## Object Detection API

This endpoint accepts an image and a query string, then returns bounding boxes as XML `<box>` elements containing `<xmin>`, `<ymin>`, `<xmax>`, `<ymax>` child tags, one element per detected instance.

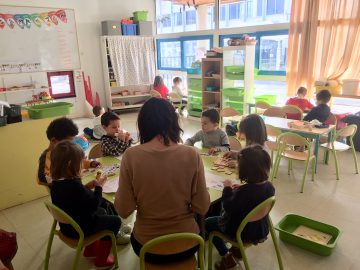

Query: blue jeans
<box><xmin>205</xmin><ymin>216</ymin><xmax>228</xmax><ymax>256</ymax></box>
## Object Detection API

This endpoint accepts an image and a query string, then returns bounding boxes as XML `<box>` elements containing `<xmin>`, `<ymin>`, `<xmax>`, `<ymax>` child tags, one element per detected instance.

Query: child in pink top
<box><xmin>286</xmin><ymin>86</ymin><xmax>314</xmax><ymax>112</ymax></box>
<box><xmin>153</xmin><ymin>76</ymin><xmax>169</xmax><ymax>99</ymax></box>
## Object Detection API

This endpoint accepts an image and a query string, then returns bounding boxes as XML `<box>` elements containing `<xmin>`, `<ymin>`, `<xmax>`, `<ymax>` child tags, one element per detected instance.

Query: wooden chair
<box><xmin>263</xmin><ymin>107</ymin><xmax>287</xmax><ymax>118</ymax></box>
<box><xmin>255</xmin><ymin>101</ymin><xmax>272</xmax><ymax>114</ymax></box>
<box><xmin>282</xmin><ymin>105</ymin><xmax>303</xmax><ymax>120</ymax></box>
<box><xmin>321</xmin><ymin>124</ymin><xmax>359</xmax><ymax>180</ymax></box>
<box><xmin>44</xmin><ymin>201</ymin><xmax>118</xmax><ymax>270</ymax></box>
<box><xmin>272</xmin><ymin>132</ymin><xmax>316</xmax><ymax>193</ymax></box>
<box><xmin>220</xmin><ymin>107</ymin><xmax>240</xmax><ymax>117</ymax></box>
<box><xmin>228</xmin><ymin>136</ymin><xmax>242</xmax><ymax>151</ymax></box>
<box><xmin>321</xmin><ymin>113</ymin><xmax>338</xmax><ymax>143</ymax></box>
<box><xmin>208</xmin><ymin>196</ymin><xmax>283</xmax><ymax>270</ymax></box>
<box><xmin>150</xmin><ymin>90</ymin><xmax>162</xmax><ymax>98</ymax></box>
<box><xmin>169</xmin><ymin>92</ymin><xmax>183</xmax><ymax>111</ymax></box>
<box><xmin>139</xmin><ymin>233</ymin><xmax>205</xmax><ymax>270</ymax></box>
<box><xmin>265</xmin><ymin>124</ymin><xmax>282</xmax><ymax>164</ymax></box>
<box><xmin>88</xmin><ymin>144</ymin><xmax>102</xmax><ymax>159</ymax></box>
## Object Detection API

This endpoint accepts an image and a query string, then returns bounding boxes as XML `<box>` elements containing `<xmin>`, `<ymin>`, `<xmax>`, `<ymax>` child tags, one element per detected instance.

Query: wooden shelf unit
<box><xmin>201</xmin><ymin>58</ymin><xmax>223</xmax><ymax>111</ymax></box>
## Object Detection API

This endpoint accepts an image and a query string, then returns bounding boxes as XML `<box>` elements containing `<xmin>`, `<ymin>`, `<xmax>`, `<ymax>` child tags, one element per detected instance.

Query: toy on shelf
<box><xmin>73</xmin><ymin>135</ymin><xmax>89</xmax><ymax>151</ymax></box>
<box><xmin>26</xmin><ymin>91</ymin><xmax>53</xmax><ymax>106</ymax></box>
<box><xmin>227</xmin><ymin>34</ymin><xmax>257</xmax><ymax>46</ymax></box>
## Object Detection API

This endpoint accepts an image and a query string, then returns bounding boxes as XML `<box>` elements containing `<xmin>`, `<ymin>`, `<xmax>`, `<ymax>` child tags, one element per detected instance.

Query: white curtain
<box><xmin>107</xmin><ymin>36</ymin><xmax>155</xmax><ymax>86</ymax></box>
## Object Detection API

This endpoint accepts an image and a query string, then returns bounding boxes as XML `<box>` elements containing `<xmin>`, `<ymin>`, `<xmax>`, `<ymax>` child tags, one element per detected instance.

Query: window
<box><xmin>158</xmin><ymin>41</ymin><xmax>181</xmax><ymax>69</ymax></box>
<box><xmin>47</xmin><ymin>71</ymin><xmax>75</xmax><ymax>99</ymax></box>
<box><xmin>157</xmin><ymin>36</ymin><xmax>213</xmax><ymax>71</ymax></box>
<box><xmin>156</xmin><ymin>0</ymin><xmax>215</xmax><ymax>34</ymax></box>
<box><xmin>259</xmin><ymin>34</ymin><xmax>288</xmax><ymax>72</ymax></box>
<box><xmin>219</xmin><ymin>0</ymin><xmax>291</xmax><ymax>28</ymax></box>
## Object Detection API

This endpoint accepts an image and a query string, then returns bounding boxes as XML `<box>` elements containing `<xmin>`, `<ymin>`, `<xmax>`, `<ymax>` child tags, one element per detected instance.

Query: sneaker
<box><xmin>214</xmin><ymin>252</ymin><xmax>237</xmax><ymax>270</ymax></box>
<box><xmin>116</xmin><ymin>231</ymin><xmax>130</xmax><ymax>245</ymax></box>
<box><xmin>120</xmin><ymin>224</ymin><xmax>132</xmax><ymax>234</ymax></box>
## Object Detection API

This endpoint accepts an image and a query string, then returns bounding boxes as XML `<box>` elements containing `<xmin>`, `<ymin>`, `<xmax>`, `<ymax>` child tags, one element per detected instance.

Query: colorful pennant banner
<box><xmin>0</xmin><ymin>9</ymin><xmax>67</xmax><ymax>29</ymax></box>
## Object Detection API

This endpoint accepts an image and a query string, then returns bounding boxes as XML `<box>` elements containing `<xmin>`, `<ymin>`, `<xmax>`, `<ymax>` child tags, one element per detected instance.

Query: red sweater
<box><xmin>286</xmin><ymin>97</ymin><xmax>314</xmax><ymax>112</ymax></box>
<box><xmin>154</xmin><ymin>85</ymin><xmax>169</xmax><ymax>99</ymax></box>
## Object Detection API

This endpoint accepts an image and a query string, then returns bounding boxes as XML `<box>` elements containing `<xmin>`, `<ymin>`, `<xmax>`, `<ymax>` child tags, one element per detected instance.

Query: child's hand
<box><xmin>124</xmin><ymin>132</ymin><xmax>132</xmax><ymax>143</ymax></box>
<box><xmin>90</xmin><ymin>160</ymin><xmax>101</xmax><ymax>168</ymax></box>
<box><xmin>231</xmin><ymin>184</ymin><xmax>240</xmax><ymax>190</ymax></box>
<box><xmin>117</xmin><ymin>130</ymin><xmax>126</xmax><ymax>141</ymax></box>
<box><xmin>97</xmin><ymin>175</ymin><xmax>107</xmax><ymax>187</ymax></box>
<box><xmin>208</xmin><ymin>147</ymin><xmax>218</xmax><ymax>155</ymax></box>
<box><xmin>223</xmin><ymin>179</ymin><xmax>233</xmax><ymax>187</ymax></box>
<box><xmin>85</xmin><ymin>180</ymin><xmax>98</xmax><ymax>189</ymax></box>
<box><xmin>223</xmin><ymin>151</ymin><xmax>232</xmax><ymax>159</ymax></box>
<box><xmin>226</xmin><ymin>160</ymin><xmax>237</xmax><ymax>168</ymax></box>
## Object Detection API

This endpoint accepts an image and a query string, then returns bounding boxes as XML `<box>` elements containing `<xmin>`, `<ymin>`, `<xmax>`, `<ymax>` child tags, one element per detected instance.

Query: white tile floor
<box><xmin>1</xmin><ymin>112</ymin><xmax>360</xmax><ymax>270</ymax></box>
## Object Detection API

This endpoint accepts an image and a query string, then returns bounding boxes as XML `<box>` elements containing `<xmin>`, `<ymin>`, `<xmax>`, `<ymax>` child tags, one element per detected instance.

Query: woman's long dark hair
<box><xmin>137</xmin><ymin>98</ymin><xmax>183</xmax><ymax>145</ymax></box>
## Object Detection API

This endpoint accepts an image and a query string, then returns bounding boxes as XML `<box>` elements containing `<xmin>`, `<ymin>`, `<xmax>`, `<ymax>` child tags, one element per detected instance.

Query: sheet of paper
<box><xmin>102</xmin><ymin>179</ymin><xmax>119</xmax><ymax>193</ymax></box>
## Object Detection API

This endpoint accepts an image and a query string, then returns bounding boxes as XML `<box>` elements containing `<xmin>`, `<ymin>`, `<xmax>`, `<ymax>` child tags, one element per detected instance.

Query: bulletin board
<box><xmin>0</xmin><ymin>5</ymin><xmax>80</xmax><ymax>74</ymax></box>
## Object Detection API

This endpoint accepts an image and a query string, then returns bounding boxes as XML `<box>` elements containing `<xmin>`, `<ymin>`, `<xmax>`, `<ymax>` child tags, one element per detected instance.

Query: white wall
<box><xmin>0</xmin><ymin>0</ymin><xmax>155</xmax><ymax>116</ymax></box>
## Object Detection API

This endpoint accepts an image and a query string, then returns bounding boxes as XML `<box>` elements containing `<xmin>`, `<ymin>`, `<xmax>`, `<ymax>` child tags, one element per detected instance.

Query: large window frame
<box><xmin>157</xmin><ymin>35</ymin><xmax>214</xmax><ymax>71</ymax></box>
<box><xmin>219</xmin><ymin>29</ymin><xmax>288</xmax><ymax>76</ymax></box>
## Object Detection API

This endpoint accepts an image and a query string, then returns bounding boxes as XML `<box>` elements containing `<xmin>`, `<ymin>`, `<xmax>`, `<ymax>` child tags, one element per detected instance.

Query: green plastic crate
<box><xmin>188</xmin><ymin>95</ymin><xmax>202</xmax><ymax>102</ymax></box>
<box><xmin>189</xmin><ymin>103</ymin><xmax>202</xmax><ymax>110</ymax></box>
<box><xmin>254</xmin><ymin>95</ymin><xmax>277</xmax><ymax>105</ymax></box>
<box><xmin>223</xmin><ymin>87</ymin><xmax>244</xmax><ymax>97</ymax></box>
<box><xmin>275</xmin><ymin>214</ymin><xmax>341</xmax><ymax>256</ymax></box>
<box><xmin>188</xmin><ymin>109</ymin><xmax>202</xmax><ymax>117</ymax></box>
<box><xmin>225</xmin><ymin>65</ymin><xmax>245</xmax><ymax>80</ymax></box>
<box><xmin>26</xmin><ymin>102</ymin><xmax>73</xmax><ymax>119</ymax></box>
<box><xmin>225</xmin><ymin>96</ymin><xmax>244</xmax><ymax>103</ymax></box>
<box><xmin>188</xmin><ymin>78</ymin><xmax>202</xmax><ymax>89</ymax></box>
<box><xmin>188</xmin><ymin>89</ymin><xmax>202</xmax><ymax>97</ymax></box>
<box><xmin>133</xmin><ymin>11</ymin><xmax>148</xmax><ymax>22</ymax></box>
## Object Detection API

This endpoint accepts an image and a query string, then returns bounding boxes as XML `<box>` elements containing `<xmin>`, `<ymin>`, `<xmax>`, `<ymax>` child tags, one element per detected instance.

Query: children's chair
<box><xmin>207</xmin><ymin>196</ymin><xmax>283</xmax><ymax>270</ymax></box>
<box><xmin>43</xmin><ymin>201</ymin><xmax>118</xmax><ymax>270</ymax></box>
<box><xmin>150</xmin><ymin>90</ymin><xmax>162</xmax><ymax>98</ymax></box>
<box><xmin>168</xmin><ymin>92</ymin><xmax>183</xmax><ymax>112</ymax></box>
<box><xmin>263</xmin><ymin>107</ymin><xmax>287</xmax><ymax>118</ymax></box>
<box><xmin>228</xmin><ymin>136</ymin><xmax>242</xmax><ymax>151</ymax></box>
<box><xmin>281</xmin><ymin>105</ymin><xmax>303</xmax><ymax>120</ymax></box>
<box><xmin>254</xmin><ymin>101</ymin><xmax>271</xmax><ymax>114</ymax></box>
<box><xmin>139</xmin><ymin>233</ymin><xmax>205</xmax><ymax>270</ymax></box>
<box><xmin>265</xmin><ymin>124</ymin><xmax>282</xmax><ymax>165</ymax></box>
<box><xmin>88</xmin><ymin>144</ymin><xmax>102</xmax><ymax>159</ymax></box>
<box><xmin>321</xmin><ymin>124</ymin><xmax>359</xmax><ymax>180</ymax></box>
<box><xmin>320</xmin><ymin>113</ymin><xmax>337</xmax><ymax>143</ymax></box>
<box><xmin>220</xmin><ymin>107</ymin><xmax>240</xmax><ymax>117</ymax></box>
<box><xmin>271</xmin><ymin>132</ymin><xmax>316</xmax><ymax>193</ymax></box>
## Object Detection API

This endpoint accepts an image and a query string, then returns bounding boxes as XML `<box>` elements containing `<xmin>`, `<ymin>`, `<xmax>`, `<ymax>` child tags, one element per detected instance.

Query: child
<box><xmin>224</xmin><ymin>114</ymin><xmax>267</xmax><ymax>167</ymax></box>
<box><xmin>50</xmin><ymin>140</ymin><xmax>121</xmax><ymax>268</ymax></box>
<box><xmin>38</xmin><ymin>117</ymin><xmax>100</xmax><ymax>185</ymax></box>
<box><xmin>101</xmin><ymin>112</ymin><xmax>132</xmax><ymax>156</ymax></box>
<box><xmin>172</xmin><ymin>77</ymin><xmax>187</xmax><ymax>114</ymax></box>
<box><xmin>286</xmin><ymin>87</ymin><xmax>314</xmax><ymax>112</ymax></box>
<box><xmin>185</xmin><ymin>109</ymin><xmax>229</xmax><ymax>155</ymax></box>
<box><xmin>153</xmin><ymin>75</ymin><xmax>169</xmax><ymax>99</ymax></box>
<box><xmin>303</xmin><ymin>89</ymin><xmax>331</xmax><ymax>123</ymax></box>
<box><xmin>205</xmin><ymin>145</ymin><xmax>275</xmax><ymax>270</ymax></box>
<box><xmin>83</xmin><ymin>105</ymin><xmax>106</xmax><ymax>140</ymax></box>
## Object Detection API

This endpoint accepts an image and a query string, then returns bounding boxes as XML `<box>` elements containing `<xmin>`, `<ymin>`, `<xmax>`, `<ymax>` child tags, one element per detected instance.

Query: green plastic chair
<box><xmin>207</xmin><ymin>196</ymin><xmax>283</xmax><ymax>270</ymax></box>
<box><xmin>265</xmin><ymin>124</ymin><xmax>282</xmax><ymax>165</ymax></box>
<box><xmin>321</xmin><ymin>124</ymin><xmax>359</xmax><ymax>180</ymax></box>
<box><xmin>271</xmin><ymin>132</ymin><xmax>316</xmax><ymax>193</ymax></box>
<box><xmin>44</xmin><ymin>201</ymin><xmax>118</xmax><ymax>270</ymax></box>
<box><xmin>255</xmin><ymin>101</ymin><xmax>271</xmax><ymax>114</ymax></box>
<box><xmin>139</xmin><ymin>233</ymin><xmax>205</xmax><ymax>270</ymax></box>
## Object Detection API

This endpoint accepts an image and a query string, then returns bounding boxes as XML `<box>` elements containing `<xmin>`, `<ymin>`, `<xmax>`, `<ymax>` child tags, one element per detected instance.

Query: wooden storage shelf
<box><xmin>204</xmin><ymin>91</ymin><xmax>221</xmax><ymax>94</ymax></box>
<box><xmin>112</xmin><ymin>94</ymin><xmax>150</xmax><ymax>99</ymax></box>
<box><xmin>202</xmin><ymin>58</ymin><xmax>223</xmax><ymax>111</ymax></box>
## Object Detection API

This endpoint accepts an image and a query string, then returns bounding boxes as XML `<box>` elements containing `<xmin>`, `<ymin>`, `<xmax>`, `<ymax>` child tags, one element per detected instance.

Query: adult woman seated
<box><xmin>114</xmin><ymin>97</ymin><xmax>210</xmax><ymax>264</ymax></box>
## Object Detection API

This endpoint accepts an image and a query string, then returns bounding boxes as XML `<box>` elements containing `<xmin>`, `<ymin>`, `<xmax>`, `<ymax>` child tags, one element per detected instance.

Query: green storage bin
<box><xmin>133</xmin><ymin>11</ymin><xmax>148</xmax><ymax>22</ymax></box>
<box><xmin>188</xmin><ymin>78</ymin><xmax>202</xmax><ymax>90</ymax></box>
<box><xmin>188</xmin><ymin>95</ymin><xmax>202</xmax><ymax>102</ymax></box>
<box><xmin>190</xmin><ymin>103</ymin><xmax>202</xmax><ymax>110</ymax></box>
<box><xmin>225</xmin><ymin>65</ymin><xmax>245</xmax><ymax>80</ymax></box>
<box><xmin>254</xmin><ymin>95</ymin><xmax>277</xmax><ymax>105</ymax></box>
<box><xmin>223</xmin><ymin>87</ymin><xmax>244</xmax><ymax>97</ymax></box>
<box><xmin>226</xmin><ymin>100</ymin><xmax>244</xmax><ymax>110</ymax></box>
<box><xmin>275</xmin><ymin>214</ymin><xmax>341</xmax><ymax>256</ymax></box>
<box><xmin>188</xmin><ymin>109</ymin><xmax>202</xmax><ymax>117</ymax></box>
<box><xmin>188</xmin><ymin>89</ymin><xmax>202</xmax><ymax>97</ymax></box>
<box><xmin>26</xmin><ymin>102</ymin><xmax>73</xmax><ymax>119</ymax></box>
<box><xmin>225</xmin><ymin>96</ymin><xmax>244</xmax><ymax>103</ymax></box>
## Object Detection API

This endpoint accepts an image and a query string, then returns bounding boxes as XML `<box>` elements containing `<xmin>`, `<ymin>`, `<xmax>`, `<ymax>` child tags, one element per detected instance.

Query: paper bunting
<box><xmin>0</xmin><ymin>9</ymin><xmax>68</xmax><ymax>29</ymax></box>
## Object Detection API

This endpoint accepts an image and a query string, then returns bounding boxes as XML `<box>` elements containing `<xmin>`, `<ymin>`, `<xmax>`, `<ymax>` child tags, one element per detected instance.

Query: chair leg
<box><xmin>238</xmin><ymin>242</ymin><xmax>250</xmax><ymax>270</ymax></box>
<box><xmin>271</xmin><ymin>153</ymin><xmax>281</xmax><ymax>181</ymax></box>
<box><xmin>72</xmin><ymin>243</ymin><xmax>83</xmax><ymax>270</ymax></box>
<box><xmin>287</xmin><ymin>160</ymin><xmax>291</xmax><ymax>175</ymax></box>
<box><xmin>111</xmin><ymin>234</ymin><xmax>119</xmax><ymax>268</ymax></box>
<box><xmin>301</xmin><ymin>159</ymin><xmax>310</xmax><ymax>193</ymax></box>
<box><xmin>351</xmin><ymin>147</ymin><xmax>359</xmax><ymax>174</ymax></box>
<box><xmin>44</xmin><ymin>220</ymin><xmax>57</xmax><ymax>270</ymax></box>
<box><xmin>312</xmin><ymin>158</ymin><xmax>315</xmax><ymax>181</ymax></box>
<box><xmin>332</xmin><ymin>149</ymin><xmax>340</xmax><ymax>180</ymax></box>
<box><xmin>268</xmin><ymin>218</ymin><xmax>284</xmax><ymax>270</ymax></box>
<box><xmin>208</xmin><ymin>234</ymin><xmax>214</xmax><ymax>270</ymax></box>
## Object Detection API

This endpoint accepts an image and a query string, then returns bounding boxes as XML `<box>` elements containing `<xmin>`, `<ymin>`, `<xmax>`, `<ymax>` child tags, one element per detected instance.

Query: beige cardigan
<box><xmin>114</xmin><ymin>143</ymin><xmax>210</xmax><ymax>245</ymax></box>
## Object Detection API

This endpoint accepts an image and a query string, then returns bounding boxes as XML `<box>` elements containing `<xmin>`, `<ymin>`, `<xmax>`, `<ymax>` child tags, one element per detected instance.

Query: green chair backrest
<box><xmin>236</xmin><ymin>196</ymin><xmax>276</xmax><ymax>242</ymax></box>
<box><xmin>229</xmin><ymin>136</ymin><xmax>242</xmax><ymax>151</ymax></box>
<box><xmin>282</xmin><ymin>105</ymin><xmax>303</xmax><ymax>120</ymax></box>
<box><xmin>336</xmin><ymin>124</ymin><xmax>357</xmax><ymax>139</ymax></box>
<box><xmin>266</xmin><ymin>124</ymin><xmax>282</xmax><ymax>138</ymax></box>
<box><xmin>278</xmin><ymin>132</ymin><xmax>312</xmax><ymax>151</ymax></box>
<box><xmin>44</xmin><ymin>201</ymin><xmax>84</xmax><ymax>240</ymax></box>
<box><xmin>139</xmin><ymin>233</ymin><xmax>205</xmax><ymax>270</ymax></box>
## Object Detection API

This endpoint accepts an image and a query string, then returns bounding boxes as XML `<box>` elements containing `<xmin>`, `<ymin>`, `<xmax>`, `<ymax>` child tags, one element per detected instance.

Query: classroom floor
<box><xmin>1</xmin><ymin>112</ymin><xmax>360</xmax><ymax>270</ymax></box>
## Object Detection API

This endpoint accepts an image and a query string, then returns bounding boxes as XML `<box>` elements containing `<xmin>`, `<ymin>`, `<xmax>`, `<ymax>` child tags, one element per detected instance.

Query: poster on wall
<box><xmin>0</xmin><ymin>5</ymin><xmax>80</xmax><ymax>74</ymax></box>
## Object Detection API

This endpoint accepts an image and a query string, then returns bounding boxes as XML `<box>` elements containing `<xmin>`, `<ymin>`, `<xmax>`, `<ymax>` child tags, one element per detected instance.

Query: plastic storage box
<box><xmin>187</xmin><ymin>68</ymin><xmax>201</xmax><ymax>75</ymax></box>
<box><xmin>188</xmin><ymin>78</ymin><xmax>202</xmax><ymax>90</ymax></box>
<box><xmin>133</xmin><ymin>11</ymin><xmax>148</xmax><ymax>22</ymax></box>
<box><xmin>101</xmin><ymin>21</ymin><xmax>122</xmax><ymax>36</ymax></box>
<box><xmin>275</xmin><ymin>214</ymin><xmax>341</xmax><ymax>256</ymax></box>
<box><xmin>121</xmin><ymin>24</ymin><xmax>137</xmax><ymax>36</ymax></box>
<box><xmin>5</xmin><ymin>104</ymin><xmax>22</xmax><ymax>124</ymax></box>
<box><xmin>223</xmin><ymin>87</ymin><xmax>244</xmax><ymax>97</ymax></box>
<box><xmin>26</xmin><ymin>102</ymin><xmax>73</xmax><ymax>119</ymax></box>
<box><xmin>225</xmin><ymin>65</ymin><xmax>245</xmax><ymax>80</ymax></box>
<box><xmin>254</xmin><ymin>95</ymin><xmax>277</xmax><ymax>105</ymax></box>
<box><xmin>188</xmin><ymin>89</ymin><xmax>202</xmax><ymax>97</ymax></box>
<box><xmin>0</xmin><ymin>115</ymin><xmax>7</xmax><ymax>127</ymax></box>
